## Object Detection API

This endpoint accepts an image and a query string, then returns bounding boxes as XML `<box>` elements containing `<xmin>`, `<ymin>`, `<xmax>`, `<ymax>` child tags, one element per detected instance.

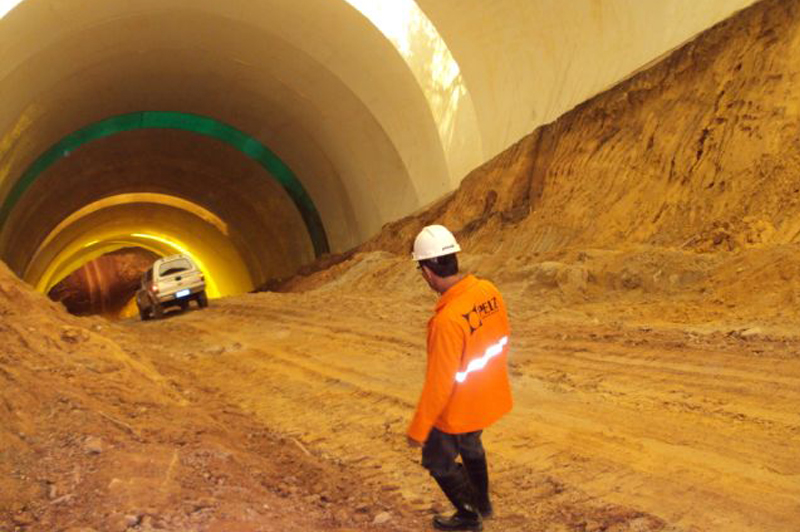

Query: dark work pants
<box><xmin>422</xmin><ymin>428</ymin><xmax>485</xmax><ymax>478</ymax></box>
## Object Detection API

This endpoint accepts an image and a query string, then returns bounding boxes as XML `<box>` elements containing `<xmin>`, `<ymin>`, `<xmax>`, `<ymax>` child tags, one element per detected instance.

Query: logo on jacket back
<box><xmin>462</xmin><ymin>297</ymin><xmax>499</xmax><ymax>334</ymax></box>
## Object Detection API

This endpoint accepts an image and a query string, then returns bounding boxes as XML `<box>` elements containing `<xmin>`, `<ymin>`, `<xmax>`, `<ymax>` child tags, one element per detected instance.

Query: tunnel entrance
<box><xmin>47</xmin><ymin>246</ymin><xmax>158</xmax><ymax>318</ymax></box>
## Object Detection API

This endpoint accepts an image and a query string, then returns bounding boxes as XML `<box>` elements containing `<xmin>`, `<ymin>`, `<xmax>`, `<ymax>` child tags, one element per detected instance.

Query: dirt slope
<box><xmin>48</xmin><ymin>248</ymin><xmax>158</xmax><ymax>317</ymax></box>
<box><xmin>0</xmin><ymin>259</ymin><xmax>420</xmax><ymax>531</ymax></box>
<box><xmin>284</xmin><ymin>0</ymin><xmax>800</xmax><ymax>330</ymax></box>
<box><xmin>356</xmin><ymin>0</ymin><xmax>800</xmax><ymax>264</ymax></box>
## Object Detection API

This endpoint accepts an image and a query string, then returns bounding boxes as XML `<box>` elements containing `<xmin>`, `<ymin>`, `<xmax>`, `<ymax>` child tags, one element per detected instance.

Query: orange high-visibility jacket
<box><xmin>407</xmin><ymin>274</ymin><xmax>512</xmax><ymax>443</ymax></box>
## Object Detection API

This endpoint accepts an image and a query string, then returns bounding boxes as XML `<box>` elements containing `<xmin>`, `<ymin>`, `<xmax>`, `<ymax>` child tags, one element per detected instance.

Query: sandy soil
<box><xmin>0</xmin><ymin>256</ymin><xmax>424</xmax><ymax>532</ymax></box>
<box><xmin>1</xmin><ymin>245</ymin><xmax>798</xmax><ymax>532</ymax></box>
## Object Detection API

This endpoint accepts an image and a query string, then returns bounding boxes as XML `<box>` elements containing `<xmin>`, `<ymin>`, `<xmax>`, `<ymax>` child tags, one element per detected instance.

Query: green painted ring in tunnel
<box><xmin>0</xmin><ymin>111</ymin><xmax>330</xmax><ymax>256</ymax></box>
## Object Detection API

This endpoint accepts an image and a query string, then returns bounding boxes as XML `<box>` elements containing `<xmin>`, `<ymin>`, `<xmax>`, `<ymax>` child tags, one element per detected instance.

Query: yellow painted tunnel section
<box><xmin>26</xmin><ymin>201</ymin><xmax>253</xmax><ymax>298</ymax></box>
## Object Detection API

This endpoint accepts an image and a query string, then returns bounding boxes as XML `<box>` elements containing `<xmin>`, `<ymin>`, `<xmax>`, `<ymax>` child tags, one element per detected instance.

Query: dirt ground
<box><xmin>1</xmin><ymin>244</ymin><xmax>798</xmax><ymax>532</ymax></box>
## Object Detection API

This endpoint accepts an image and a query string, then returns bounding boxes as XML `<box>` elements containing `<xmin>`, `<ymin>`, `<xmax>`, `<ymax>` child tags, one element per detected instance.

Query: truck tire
<box><xmin>197</xmin><ymin>290</ymin><xmax>208</xmax><ymax>308</ymax></box>
<box><xmin>138</xmin><ymin>303</ymin><xmax>149</xmax><ymax>321</ymax></box>
<box><xmin>153</xmin><ymin>302</ymin><xmax>164</xmax><ymax>319</ymax></box>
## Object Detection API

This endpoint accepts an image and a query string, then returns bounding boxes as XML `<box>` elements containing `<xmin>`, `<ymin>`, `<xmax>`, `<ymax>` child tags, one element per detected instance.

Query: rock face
<box><xmin>48</xmin><ymin>248</ymin><xmax>158</xmax><ymax>316</ymax></box>
<box><xmin>361</xmin><ymin>0</ymin><xmax>800</xmax><ymax>257</ymax></box>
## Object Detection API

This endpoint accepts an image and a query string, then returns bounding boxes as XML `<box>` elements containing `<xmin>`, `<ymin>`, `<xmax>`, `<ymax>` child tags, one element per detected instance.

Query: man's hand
<box><xmin>406</xmin><ymin>435</ymin><xmax>423</xmax><ymax>448</ymax></box>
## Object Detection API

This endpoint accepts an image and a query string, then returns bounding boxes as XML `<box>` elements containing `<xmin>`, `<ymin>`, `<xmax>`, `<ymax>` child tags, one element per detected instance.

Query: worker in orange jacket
<box><xmin>407</xmin><ymin>224</ymin><xmax>513</xmax><ymax>532</ymax></box>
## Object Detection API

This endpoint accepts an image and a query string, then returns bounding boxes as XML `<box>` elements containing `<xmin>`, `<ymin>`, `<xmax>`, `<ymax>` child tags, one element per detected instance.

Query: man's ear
<box><xmin>420</xmin><ymin>265</ymin><xmax>435</xmax><ymax>282</ymax></box>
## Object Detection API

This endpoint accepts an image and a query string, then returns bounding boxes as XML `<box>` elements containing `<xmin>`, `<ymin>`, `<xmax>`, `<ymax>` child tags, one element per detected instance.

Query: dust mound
<box><xmin>0</xmin><ymin>260</ymin><xmax>174</xmax><ymax>527</ymax></box>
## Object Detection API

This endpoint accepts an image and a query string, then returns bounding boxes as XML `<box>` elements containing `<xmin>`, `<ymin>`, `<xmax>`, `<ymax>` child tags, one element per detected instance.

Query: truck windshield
<box><xmin>159</xmin><ymin>258</ymin><xmax>193</xmax><ymax>276</ymax></box>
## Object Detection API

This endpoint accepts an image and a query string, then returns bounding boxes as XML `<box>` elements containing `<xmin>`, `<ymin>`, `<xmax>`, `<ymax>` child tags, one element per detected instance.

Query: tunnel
<box><xmin>0</xmin><ymin>0</ymin><xmax>757</xmax><ymax>316</ymax></box>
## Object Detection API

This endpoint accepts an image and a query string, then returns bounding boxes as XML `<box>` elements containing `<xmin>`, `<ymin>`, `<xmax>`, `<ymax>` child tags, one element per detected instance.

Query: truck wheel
<box><xmin>138</xmin><ymin>304</ymin><xmax>150</xmax><ymax>321</ymax></box>
<box><xmin>153</xmin><ymin>303</ymin><xmax>164</xmax><ymax>319</ymax></box>
<box><xmin>197</xmin><ymin>291</ymin><xmax>208</xmax><ymax>308</ymax></box>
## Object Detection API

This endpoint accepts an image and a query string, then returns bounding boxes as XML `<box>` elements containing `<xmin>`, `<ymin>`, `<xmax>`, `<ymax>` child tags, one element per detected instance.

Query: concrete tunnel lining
<box><xmin>0</xmin><ymin>111</ymin><xmax>330</xmax><ymax>257</ymax></box>
<box><xmin>0</xmin><ymin>11</ymin><xmax>410</xmax><ymax>252</ymax></box>
<box><xmin>31</xmin><ymin>193</ymin><xmax>231</xmax><ymax>264</ymax></box>
<box><xmin>0</xmin><ymin>0</ymin><xmax>763</xmax><ymax>307</ymax></box>
<box><xmin>415</xmin><ymin>0</ymin><xmax>759</xmax><ymax>158</ymax></box>
<box><xmin>0</xmin><ymin>2</ymin><xmax>458</xmax><ymax>262</ymax></box>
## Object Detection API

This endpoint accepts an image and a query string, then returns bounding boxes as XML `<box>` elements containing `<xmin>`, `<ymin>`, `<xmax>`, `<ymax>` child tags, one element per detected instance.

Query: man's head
<box><xmin>412</xmin><ymin>225</ymin><xmax>462</xmax><ymax>293</ymax></box>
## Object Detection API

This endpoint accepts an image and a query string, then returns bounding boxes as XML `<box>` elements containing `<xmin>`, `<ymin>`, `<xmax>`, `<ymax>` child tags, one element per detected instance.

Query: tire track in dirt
<box><xmin>527</xmin><ymin>347</ymin><xmax>800</xmax><ymax>428</ymax></box>
<box><xmin>135</xmin><ymin>306</ymin><xmax>647</xmax><ymax>530</ymax></box>
<box><xmin>505</xmin><ymin>320</ymin><xmax>800</xmax><ymax>532</ymax></box>
<box><xmin>128</xmin><ymin>292</ymin><xmax>800</xmax><ymax>531</ymax></box>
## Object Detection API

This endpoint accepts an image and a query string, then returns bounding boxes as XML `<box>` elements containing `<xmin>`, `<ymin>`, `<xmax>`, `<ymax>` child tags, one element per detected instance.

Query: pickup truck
<box><xmin>135</xmin><ymin>254</ymin><xmax>208</xmax><ymax>320</ymax></box>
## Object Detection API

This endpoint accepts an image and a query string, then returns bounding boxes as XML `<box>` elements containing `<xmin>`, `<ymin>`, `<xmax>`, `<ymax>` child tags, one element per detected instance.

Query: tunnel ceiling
<box><xmin>10</xmin><ymin>126</ymin><xmax>314</xmax><ymax>292</ymax></box>
<box><xmin>0</xmin><ymin>0</ymin><xmax>758</xmax><ymax>298</ymax></box>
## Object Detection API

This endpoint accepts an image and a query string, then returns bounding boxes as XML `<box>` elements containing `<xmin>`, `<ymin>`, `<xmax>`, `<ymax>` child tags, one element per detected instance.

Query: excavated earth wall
<box><xmin>288</xmin><ymin>0</ymin><xmax>799</xmax><ymax>329</ymax></box>
<box><xmin>365</xmin><ymin>0</ymin><xmax>800</xmax><ymax>256</ymax></box>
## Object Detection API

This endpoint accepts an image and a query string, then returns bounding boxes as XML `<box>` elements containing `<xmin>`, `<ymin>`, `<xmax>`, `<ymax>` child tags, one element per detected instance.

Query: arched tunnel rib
<box><xmin>0</xmin><ymin>111</ymin><xmax>330</xmax><ymax>257</ymax></box>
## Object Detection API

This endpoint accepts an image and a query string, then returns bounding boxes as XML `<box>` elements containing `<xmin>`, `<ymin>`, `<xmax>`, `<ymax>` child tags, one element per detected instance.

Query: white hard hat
<box><xmin>412</xmin><ymin>224</ymin><xmax>461</xmax><ymax>261</ymax></box>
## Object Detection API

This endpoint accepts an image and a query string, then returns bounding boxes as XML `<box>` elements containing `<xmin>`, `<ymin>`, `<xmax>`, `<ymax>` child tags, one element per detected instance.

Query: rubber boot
<box><xmin>431</xmin><ymin>466</ymin><xmax>482</xmax><ymax>531</ymax></box>
<box><xmin>463</xmin><ymin>456</ymin><xmax>492</xmax><ymax>518</ymax></box>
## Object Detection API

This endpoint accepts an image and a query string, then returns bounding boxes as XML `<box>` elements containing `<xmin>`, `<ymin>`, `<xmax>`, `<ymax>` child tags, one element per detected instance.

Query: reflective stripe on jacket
<box><xmin>407</xmin><ymin>274</ymin><xmax>513</xmax><ymax>443</ymax></box>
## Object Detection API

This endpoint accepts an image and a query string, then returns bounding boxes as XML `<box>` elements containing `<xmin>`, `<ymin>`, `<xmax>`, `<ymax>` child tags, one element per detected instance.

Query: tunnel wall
<box><xmin>0</xmin><ymin>0</ymin><xmax>762</xmax><ymax>295</ymax></box>
<box><xmin>360</xmin><ymin>0</ymin><xmax>800</xmax><ymax>258</ymax></box>
<box><xmin>416</xmin><ymin>0</ymin><xmax>759</xmax><ymax>160</ymax></box>
<box><xmin>0</xmin><ymin>1</ymin><xmax>445</xmax><ymax>254</ymax></box>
